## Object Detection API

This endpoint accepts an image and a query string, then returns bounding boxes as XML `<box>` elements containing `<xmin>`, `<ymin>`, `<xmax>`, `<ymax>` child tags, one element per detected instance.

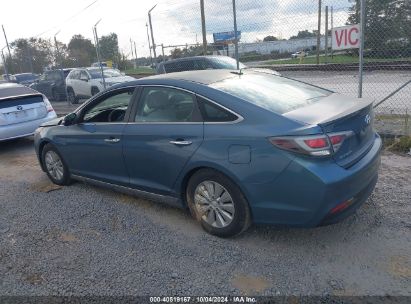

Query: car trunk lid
<box><xmin>283</xmin><ymin>93</ymin><xmax>375</xmax><ymax>168</ymax></box>
<box><xmin>0</xmin><ymin>94</ymin><xmax>48</xmax><ymax>126</ymax></box>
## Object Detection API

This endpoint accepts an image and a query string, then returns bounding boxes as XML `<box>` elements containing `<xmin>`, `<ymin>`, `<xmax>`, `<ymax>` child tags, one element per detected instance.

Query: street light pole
<box><xmin>93</xmin><ymin>19</ymin><xmax>106</xmax><ymax>90</ymax></box>
<box><xmin>146</xmin><ymin>23</ymin><xmax>153</xmax><ymax>67</ymax></box>
<box><xmin>54</xmin><ymin>30</ymin><xmax>69</xmax><ymax>103</ymax></box>
<box><xmin>148</xmin><ymin>4</ymin><xmax>157</xmax><ymax>66</ymax></box>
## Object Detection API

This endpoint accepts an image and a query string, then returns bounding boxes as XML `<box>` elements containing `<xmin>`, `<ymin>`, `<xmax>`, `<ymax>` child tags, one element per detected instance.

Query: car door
<box><xmin>122</xmin><ymin>86</ymin><xmax>204</xmax><ymax>196</ymax></box>
<box><xmin>79</xmin><ymin>70</ymin><xmax>91</xmax><ymax>97</ymax></box>
<box><xmin>56</xmin><ymin>87</ymin><xmax>137</xmax><ymax>186</ymax></box>
<box><xmin>35</xmin><ymin>72</ymin><xmax>54</xmax><ymax>98</ymax></box>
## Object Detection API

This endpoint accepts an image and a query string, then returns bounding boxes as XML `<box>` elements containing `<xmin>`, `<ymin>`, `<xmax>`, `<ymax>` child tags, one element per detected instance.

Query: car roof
<box><xmin>160</xmin><ymin>56</ymin><xmax>231</xmax><ymax>65</ymax></box>
<box><xmin>141</xmin><ymin>69</ymin><xmax>238</xmax><ymax>85</ymax></box>
<box><xmin>0</xmin><ymin>83</ymin><xmax>40</xmax><ymax>99</ymax></box>
<box><xmin>14</xmin><ymin>73</ymin><xmax>36</xmax><ymax>76</ymax></box>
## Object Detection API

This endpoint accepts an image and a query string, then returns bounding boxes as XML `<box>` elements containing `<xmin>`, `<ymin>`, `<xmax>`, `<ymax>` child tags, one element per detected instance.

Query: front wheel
<box><xmin>67</xmin><ymin>88</ymin><xmax>79</xmax><ymax>104</ymax></box>
<box><xmin>186</xmin><ymin>169</ymin><xmax>251</xmax><ymax>237</ymax></box>
<box><xmin>42</xmin><ymin>144</ymin><xmax>72</xmax><ymax>186</ymax></box>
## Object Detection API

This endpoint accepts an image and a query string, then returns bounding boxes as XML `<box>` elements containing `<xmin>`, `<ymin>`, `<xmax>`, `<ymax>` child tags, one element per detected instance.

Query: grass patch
<box><xmin>387</xmin><ymin>136</ymin><xmax>411</xmax><ymax>153</ymax></box>
<box><xmin>124</xmin><ymin>67</ymin><xmax>155</xmax><ymax>75</ymax></box>
<box><xmin>264</xmin><ymin>55</ymin><xmax>411</xmax><ymax>65</ymax></box>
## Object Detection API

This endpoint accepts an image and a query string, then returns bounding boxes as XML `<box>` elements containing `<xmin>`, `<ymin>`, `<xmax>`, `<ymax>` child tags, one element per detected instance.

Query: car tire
<box><xmin>91</xmin><ymin>87</ymin><xmax>100</xmax><ymax>96</ymax></box>
<box><xmin>51</xmin><ymin>88</ymin><xmax>61</xmax><ymax>101</ymax></box>
<box><xmin>41</xmin><ymin>144</ymin><xmax>72</xmax><ymax>186</ymax></box>
<box><xmin>67</xmin><ymin>87</ymin><xmax>79</xmax><ymax>104</ymax></box>
<box><xmin>186</xmin><ymin>169</ymin><xmax>251</xmax><ymax>237</ymax></box>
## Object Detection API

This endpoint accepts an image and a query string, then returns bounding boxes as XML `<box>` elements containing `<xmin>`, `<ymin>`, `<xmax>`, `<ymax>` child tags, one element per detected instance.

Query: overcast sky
<box><xmin>0</xmin><ymin>0</ymin><xmax>352</xmax><ymax>57</ymax></box>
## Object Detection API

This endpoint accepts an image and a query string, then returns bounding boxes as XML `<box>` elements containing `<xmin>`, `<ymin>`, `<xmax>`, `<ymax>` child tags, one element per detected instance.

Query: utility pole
<box><xmin>358</xmin><ymin>0</ymin><xmax>365</xmax><ymax>98</ymax></box>
<box><xmin>133</xmin><ymin>41</ymin><xmax>138</xmax><ymax>67</ymax></box>
<box><xmin>1</xmin><ymin>46</ymin><xmax>9</xmax><ymax>81</ymax></box>
<box><xmin>200</xmin><ymin>0</ymin><xmax>207</xmax><ymax>55</ymax></box>
<box><xmin>130</xmin><ymin>38</ymin><xmax>135</xmax><ymax>68</ymax></box>
<box><xmin>325</xmin><ymin>6</ymin><xmax>329</xmax><ymax>63</ymax></box>
<box><xmin>331</xmin><ymin>6</ymin><xmax>334</xmax><ymax>58</ymax></box>
<box><xmin>54</xmin><ymin>30</ymin><xmax>68</xmax><ymax>102</ymax></box>
<box><xmin>316</xmin><ymin>0</ymin><xmax>322</xmax><ymax>65</ymax></box>
<box><xmin>93</xmin><ymin>19</ymin><xmax>106</xmax><ymax>90</ymax></box>
<box><xmin>161</xmin><ymin>44</ymin><xmax>165</xmax><ymax>63</ymax></box>
<box><xmin>232</xmin><ymin>0</ymin><xmax>239</xmax><ymax>69</ymax></box>
<box><xmin>148</xmin><ymin>4</ymin><xmax>157</xmax><ymax>66</ymax></box>
<box><xmin>2</xmin><ymin>25</ymin><xmax>12</xmax><ymax>73</ymax></box>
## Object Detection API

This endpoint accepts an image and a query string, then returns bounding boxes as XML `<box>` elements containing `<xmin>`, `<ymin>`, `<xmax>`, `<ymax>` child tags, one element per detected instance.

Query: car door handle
<box><xmin>169</xmin><ymin>140</ymin><xmax>192</xmax><ymax>146</ymax></box>
<box><xmin>104</xmin><ymin>138</ymin><xmax>120</xmax><ymax>143</ymax></box>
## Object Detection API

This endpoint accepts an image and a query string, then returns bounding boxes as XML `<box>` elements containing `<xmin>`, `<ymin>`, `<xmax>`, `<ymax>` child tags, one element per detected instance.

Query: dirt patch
<box><xmin>29</xmin><ymin>180</ymin><xmax>62</xmax><ymax>193</ymax></box>
<box><xmin>388</xmin><ymin>255</ymin><xmax>411</xmax><ymax>278</ymax></box>
<box><xmin>231</xmin><ymin>274</ymin><xmax>271</xmax><ymax>294</ymax></box>
<box><xmin>24</xmin><ymin>273</ymin><xmax>45</xmax><ymax>285</ymax></box>
<box><xmin>59</xmin><ymin>232</ymin><xmax>78</xmax><ymax>243</ymax></box>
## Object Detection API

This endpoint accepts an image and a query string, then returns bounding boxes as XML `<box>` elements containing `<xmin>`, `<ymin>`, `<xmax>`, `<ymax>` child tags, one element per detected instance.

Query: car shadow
<box><xmin>0</xmin><ymin>137</ymin><xmax>34</xmax><ymax>155</ymax></box>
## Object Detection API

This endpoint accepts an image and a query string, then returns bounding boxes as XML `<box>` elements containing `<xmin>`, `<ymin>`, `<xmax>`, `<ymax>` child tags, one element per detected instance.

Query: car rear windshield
<box><xmin>0</xmin><ymin>95</ymin><xmax>44</xmax><ymax>109</ymax></box>
<box><xmin>210</xmin><ymin>73</ymin><xmax>332</xmax><ymax>114</ymax></box>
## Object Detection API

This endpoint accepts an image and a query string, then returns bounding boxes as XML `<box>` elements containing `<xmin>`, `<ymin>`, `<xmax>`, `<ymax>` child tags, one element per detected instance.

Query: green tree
<box><xmin>289</xmin><ymin>30</ymin><xmax>316</xmax><ymax>40</ymax></box>
<box><xmin>263</xmin><ymin>35</ymin><xmax>278</xmax><ymax>42</ymax></box>
<box><xmin>347</xmin><ymin>0</ymin><xmax>411</xmax><ymax>54</ymax></box>
<box><xmin>99</xmin><ymin>33</ymin><xmax>119</xmax><ymax>63</ymax></box>
<box><xmin>10</xmin><ymin>38</ymin><xmax>55</xmax><ymax>73</ymax></box>
<box><xmin>67</xmin><ymin>35</ymin><xmax>95</xmax><ymax>67</ymax></box>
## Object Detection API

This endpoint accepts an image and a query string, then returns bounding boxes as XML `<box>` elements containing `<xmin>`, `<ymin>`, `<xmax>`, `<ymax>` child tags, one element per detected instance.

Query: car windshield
<box><xmin>210</xmin><ymin>73</ymin><xmax>332</xmax><ymax>114</ymax></box>
<box><xmin>211</xmin><ymin>57</ymin><xmax>246</xmax><ymax>69</ymax></box>
<box><xmin>88</xmin><ymin>68</ymin><xmax>122</xmax><ymax>79</ymax></box>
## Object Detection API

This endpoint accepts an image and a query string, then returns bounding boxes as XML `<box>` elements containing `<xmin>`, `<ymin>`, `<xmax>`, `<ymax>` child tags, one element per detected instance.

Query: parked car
<box><xmin>29</xmin><ymin>69</ymin><xmax>72</xmax><ymax>101</ymax></box>
<box><xmin>65</xmin><ymin>68</ymin><xmax>135</xmax><ymax>104</ymax></box>
<box><xmin>156</xmin><ymin>56</ymin><xmax>246</xmax><ymax>74</ymax></box>
<box><xmin>13</xmin><ymin>73</ymin><xmax>40</xmax><ymax>86</ymax></box>
<box><xmin>291</xmin><ymin>51</ymin><xmax>308</xmax><ymax>59</ymax></box>
<box><xmin>34</xmin><ymin>69</ymin><xmax>381</xmax><ymax>237</ymax></box>
<box><xmin>0</xmin><ymin>83</ymin><xmax>56</xmax><ymax>141</ymax></box>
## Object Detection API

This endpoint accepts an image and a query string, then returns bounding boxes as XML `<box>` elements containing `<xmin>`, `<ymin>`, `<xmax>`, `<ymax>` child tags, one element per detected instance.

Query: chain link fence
<box><xmin>151</xmin><ymin>0</ymin><xmax>410</xmax><ymax>131</ymax></box>
<box><xmin>1</xmin><ymin>0</ymin><xmax>410</xmax><ymax>134</ymax></box>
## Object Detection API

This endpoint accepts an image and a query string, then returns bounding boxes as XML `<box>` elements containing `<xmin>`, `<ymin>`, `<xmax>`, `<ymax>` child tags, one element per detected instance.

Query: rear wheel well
<box><xmin>180</xmin><ymin>167</ymin><xmax>244</xmax><ymax>207</ymax></box>
<box><xmin>38</xmin><ymin>140</ymin><xmax>50</xmax><ymax>171</ymax></box>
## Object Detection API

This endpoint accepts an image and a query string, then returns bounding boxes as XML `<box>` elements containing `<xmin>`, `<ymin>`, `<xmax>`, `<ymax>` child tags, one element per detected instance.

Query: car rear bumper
<box><xmin>248</xmin><ymin>134</ymin><xmax>382</xmax><ymax>227</ymax></box>
<box><xmin>0</xmin><ymin>112</ymin><xmax>57</xmax><ymax>141</ymax></box>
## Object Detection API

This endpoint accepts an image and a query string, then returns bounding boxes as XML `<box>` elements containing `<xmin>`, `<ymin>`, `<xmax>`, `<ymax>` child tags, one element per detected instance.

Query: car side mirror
<box><xmin>80</xmin><ymin>76</ymin><xmax>89</xmax><ymax>82</ymax></box>
<box><xmin>63</xmin><ymin>112</ymin><xmax>77</xmax><ymax>126</ymax></box>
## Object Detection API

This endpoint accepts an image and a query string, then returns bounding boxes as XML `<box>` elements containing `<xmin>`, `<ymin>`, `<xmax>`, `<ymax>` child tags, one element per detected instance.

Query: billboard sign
<box><xmin>213</xmin><ymin>31</ymin><xmax>241</xmax><ymax>44</ymax></box>
<box><xmin>332</xmin><ymin>24</ymin><xmax>361</xmax><ymax>50</ymax></box>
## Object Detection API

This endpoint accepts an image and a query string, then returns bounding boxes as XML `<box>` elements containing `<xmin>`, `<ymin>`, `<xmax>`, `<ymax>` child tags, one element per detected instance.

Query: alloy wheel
<box><xmin>194</xmin><ymin>180</ymin><xmax>235</xmax><ymax>228</ymax></box>
<box><xmin>45</xmin><ymin>151</ymin><xmax>64</xmax><ymax>181</ymax></box>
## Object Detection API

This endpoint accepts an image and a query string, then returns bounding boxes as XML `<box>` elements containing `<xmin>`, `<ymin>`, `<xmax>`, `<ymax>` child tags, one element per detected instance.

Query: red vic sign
<box><xmin>332</xmin><ymin>24</ymin><xmax>361</xmax><ymax>50</ymax></box>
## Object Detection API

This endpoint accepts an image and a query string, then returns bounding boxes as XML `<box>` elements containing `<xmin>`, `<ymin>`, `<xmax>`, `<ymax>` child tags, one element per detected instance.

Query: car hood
<box><xmin>40</xmin><ymin>117</ymin><xmax>62</xmax><ymax>127</ymax></box>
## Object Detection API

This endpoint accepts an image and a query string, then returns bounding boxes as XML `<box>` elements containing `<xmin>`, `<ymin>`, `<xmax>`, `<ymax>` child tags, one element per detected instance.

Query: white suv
<box><xmin>65</xmin><ymin>68</ymin><xmax>135</xmax><ymax>103</ymax></box>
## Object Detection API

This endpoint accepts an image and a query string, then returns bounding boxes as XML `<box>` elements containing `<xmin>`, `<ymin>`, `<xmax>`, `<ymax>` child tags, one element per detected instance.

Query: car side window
<box><xmin>197</xmin><ymin>96</ymin><xmax>239</xmax><ymax>122</ymax></box>
<box><xmin>82</xmin><ymin>88</ymin><xmax>135</xmax><ymax>123</ymax></box>
<box><xmin>135</xmin><ymin>87</ymin><xmax>197</xmax><ymax>123</ymax></box>
<box><xmin>80</xmin><ymin>71</ymin><xmax>89</xmax><ymax>80</ymax></box>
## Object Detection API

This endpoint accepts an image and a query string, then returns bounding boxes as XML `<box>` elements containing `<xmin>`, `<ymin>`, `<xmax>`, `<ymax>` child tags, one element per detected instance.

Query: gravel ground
<box><xmin>0</xmin><ymin>138</ymin><xmax>410</xmax><ymax>297</ymax></box>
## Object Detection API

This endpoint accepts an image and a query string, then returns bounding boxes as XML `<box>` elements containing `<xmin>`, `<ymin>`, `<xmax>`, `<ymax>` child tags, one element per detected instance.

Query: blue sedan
<box><xmin>34</xmin><ymin>70</ymin><xmax>381</xmax><ymax>237</ymax></box>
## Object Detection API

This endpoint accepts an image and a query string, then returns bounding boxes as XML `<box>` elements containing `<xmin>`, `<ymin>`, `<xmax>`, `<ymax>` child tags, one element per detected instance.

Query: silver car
<box><xmin>0</xmin><ymin>83</ymin><xmax>57</xmax><ymax>141</ymax></box>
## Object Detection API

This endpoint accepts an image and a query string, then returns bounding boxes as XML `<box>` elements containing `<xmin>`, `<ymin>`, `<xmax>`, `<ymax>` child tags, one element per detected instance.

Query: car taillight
<box><xmin>269</xmin><ymin>131</ymin><xmax>353</xmax><ymax>157</ymax></box>
<box><xmin>42</xmin><ymin>95</ymin><xmax>54</xmax><ymax>112</ymax></box>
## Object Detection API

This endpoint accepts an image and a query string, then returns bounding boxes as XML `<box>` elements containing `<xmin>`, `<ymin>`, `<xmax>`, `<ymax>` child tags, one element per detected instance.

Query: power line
<box><xmin>33</xmin><ymin>0</ymin><xmax>99</xmax><ymax>38</ymax></box>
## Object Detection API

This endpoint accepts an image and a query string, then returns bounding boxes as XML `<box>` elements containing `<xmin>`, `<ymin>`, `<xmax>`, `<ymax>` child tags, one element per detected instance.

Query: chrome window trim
<box><xmin>135</xmin><ymin>84</ymin><xmax>244</xmax><ymax>125</ymax></box>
